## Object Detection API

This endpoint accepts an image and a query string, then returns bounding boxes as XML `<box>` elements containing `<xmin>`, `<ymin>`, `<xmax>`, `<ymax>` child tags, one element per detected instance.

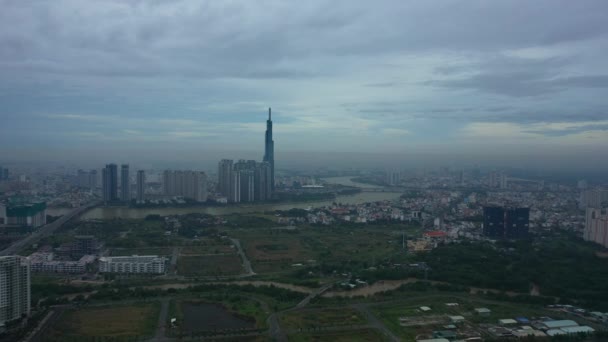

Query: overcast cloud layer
<box><xmin>1</xmin><ymin>0</ymin><xmax>608</xmax><ymax>168</ymax></box>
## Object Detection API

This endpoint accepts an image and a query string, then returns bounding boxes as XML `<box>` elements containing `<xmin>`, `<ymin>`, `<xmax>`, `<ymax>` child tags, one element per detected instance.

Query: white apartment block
<box><xmin>585</xmin><ymin>208</ymin><xmax>608</xmax><ymax>248</ymax></box>
<box><xmin>0</xmin><ymin>256</ymin><xmax>30</xmax><ymax>328</ymax></box>
<box><xmin>99</xmin><ymin>255</ymin><xmax>167</xmax><ymax>274</ymax></box>
<box><xmin>28</xmin><ymin>253</ymin><xmax>96</xmax><ymax>274</ymax></box>
<box><xmin>580</xmin><ymin>189</ymin><xmax>608</xmax><ymax>209</ymax></box>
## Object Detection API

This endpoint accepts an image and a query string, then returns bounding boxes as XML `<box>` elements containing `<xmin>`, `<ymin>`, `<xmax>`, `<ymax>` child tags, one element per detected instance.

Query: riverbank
<box><xmin>79</xmin><ymin>191</ymin><xmax>401</xmax><ymax>219</ymax></box>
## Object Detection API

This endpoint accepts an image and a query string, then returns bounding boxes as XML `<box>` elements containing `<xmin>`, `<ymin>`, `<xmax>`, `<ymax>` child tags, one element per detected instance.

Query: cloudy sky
<box><xmin>1</xmin><ymin>0</ymin><xmax>608</xmax><ymax>168</ymax></box>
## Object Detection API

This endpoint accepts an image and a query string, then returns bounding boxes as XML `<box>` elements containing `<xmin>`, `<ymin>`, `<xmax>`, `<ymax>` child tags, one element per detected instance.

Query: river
<box><xmin>321</xmin><ymin>176</ymin><xmax>379</xmax><ymax>189</ymax></box>
<box><xmin>72</xmin><ymin>177</ymin><xmax>399</xmax><ymax>220</ymax></box>
<box><xmin>46</xmin><ymin>207</ymin><xmax>75</xmax><ymax>216</ymax></box>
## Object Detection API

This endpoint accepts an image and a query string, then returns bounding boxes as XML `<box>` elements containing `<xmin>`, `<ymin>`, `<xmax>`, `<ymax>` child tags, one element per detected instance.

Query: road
<box><xmin>0</xmin><ymin>201</ymin><xmax>99</xmax><ymax>256</ymax></box>
<box><xmin>352</xmin><ymin>303</ymin><xmax>400</xmax><ymax>342</ymax></box>
<box><xmin>169</xmin><ymin>247</ymin><xmax>180</xmax><ymax>275</ymax></box>
<box><xmin>25</xmin><ymin>307</ymin><xmax>66</xmax><ymax>342</ymax></box>
<box><xmin>267</xmin><ymin>281</ymin><xmax>338</xmax><ymax>341</ymax></box>
<box><xmin>148</xmin><ymin>298</ymin><xmax>170</xmax><ymax>342</ymax></box>
<box><xmin>230</xmin><ymin>238</ymin><xmax>255</xmax><ymax>275</ymax></box>
<box><xmin>294</xmin><ymin>282</ymin><xmax>335</xmax><ymax>309</ymax></box>
<box><xmin>267</xmin><ymin>313</ymin><xmax>288</xmax><ymax>342</ymax></box>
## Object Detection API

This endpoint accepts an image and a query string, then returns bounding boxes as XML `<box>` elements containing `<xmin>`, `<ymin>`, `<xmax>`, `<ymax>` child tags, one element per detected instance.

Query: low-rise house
<box><xmin>99</xmin><ymin>255</ymin><xmax>167</xmax><ymax>274</ymax></box>
<box><xmin>498</xmin><ymin>318</ymin><xmax>517</xmax><ymax>325</ymax></box>
<box><xmin>474</xmin><ymin>308</ymin><xmax>491</xmax><ymax>316</ymax></box>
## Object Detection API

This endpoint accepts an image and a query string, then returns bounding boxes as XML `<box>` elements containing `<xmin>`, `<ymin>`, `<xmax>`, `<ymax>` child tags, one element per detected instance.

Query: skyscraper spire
<box><xmin>263</xmin><ymin>108</ymin><xmax>275</xmax><ymax>196</ymax></box>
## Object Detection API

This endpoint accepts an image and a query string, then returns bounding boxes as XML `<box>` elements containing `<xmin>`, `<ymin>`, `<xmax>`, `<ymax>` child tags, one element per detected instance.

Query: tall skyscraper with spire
<box><xmin>263</xmin><ymin>107</ymin><xmax>275</xmax><ymax>195</ymax></box>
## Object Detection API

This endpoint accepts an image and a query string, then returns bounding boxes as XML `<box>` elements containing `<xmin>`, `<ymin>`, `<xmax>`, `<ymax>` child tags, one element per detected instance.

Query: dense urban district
<box><xmin>1</xmin><ymin>114</ymin><xmax>608</xmax><ymax>342</ymax></box>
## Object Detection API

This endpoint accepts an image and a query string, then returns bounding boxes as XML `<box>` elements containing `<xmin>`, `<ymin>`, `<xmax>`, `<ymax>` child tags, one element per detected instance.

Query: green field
<box><xmin>110</xmin><ymin>247</ymin><xmax>173</xmax><ymax>256</ymax></box>
<box><xmin>233</xmin><ymin>225</ymin><xmax>417</xmax><ymax>276</ymax></box>
<box><xmin>177</xmin><ymin>254</ymin><xmax>244</xmax><ymax>276</ymax></box>
<box><xmin>287</xmin><ymin>328</ymin><xmax>388</xmax><ymax>342</ymax></box>
<box><xmin>180</xmin><ymin>243</ymin><xmax>235</xmax><ymax>255</ymax></box>
<box><xmin>280</xmin><ymin>307</ymin><xmax>367</xmax><ymax>329</ymax></box>
<box><xmin>46</xmin><ymin>302</ymin><xmax>160</xmax><ymax>340</ymax></box>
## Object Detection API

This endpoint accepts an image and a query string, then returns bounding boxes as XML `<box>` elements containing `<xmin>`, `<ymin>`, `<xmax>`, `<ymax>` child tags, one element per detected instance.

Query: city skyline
<box><xmin>1</xmin><ymin>1</ymin><xmax>608</xmax><ymax>169</ymax></box>
<box><xmin>2</xmin><ymin>2</ymin><xmax>608</xmax><ymax>340</ymax></box>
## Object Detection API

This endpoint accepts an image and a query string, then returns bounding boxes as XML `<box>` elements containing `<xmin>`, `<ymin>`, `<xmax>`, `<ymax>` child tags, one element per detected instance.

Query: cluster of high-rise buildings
<box><xmin>217</xmin><ymin>108</ymin><xmax>275</xmax><ymax>203</ymax></box>
<box><xmin>101</xmin><ymin>164</ymin><xmax>147</xmax><ymax>204</ymax></box>
<box><xmin>162</xmin><ymin>170</ymin><xmax>208</xmax><ymax>202</ymax></box>
<box><xmin>583</xmin><ymin>189</ymin><xmax>608</xmax><ymax>248</ymax></box>
<box><xmin>218</xmin><ymin>159</ymin><xmax>272</xmax><ymax>202</ymax></box>
<box><xmin>101</xmin><ymin>164</ymin><xmax>210</xmax><ymax>204</ymax></box>
<box><xmin>98</xmin><ymin>109</ymin><xmax>275</xmax><ymax>205</ymax></box>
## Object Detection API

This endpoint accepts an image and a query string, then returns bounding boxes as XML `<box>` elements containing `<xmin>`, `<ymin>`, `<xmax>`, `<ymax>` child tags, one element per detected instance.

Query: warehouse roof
<box><xmin>543</xmin><ymin>320</ymin><xmax>578</xmax><ymax>329</ymax></box>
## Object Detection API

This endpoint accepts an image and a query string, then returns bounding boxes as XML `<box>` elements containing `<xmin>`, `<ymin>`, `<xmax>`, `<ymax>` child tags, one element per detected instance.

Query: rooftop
<box><xmin>543</xmin><ymin>320</ymin><xmax>578</xmax><ymax>329</ymax></box>
<box><xmin>561</xmin><ymin>326</ymin><xmax>594</xmax><ymax>334</ymax></box>
<box><xmin>499</xmin><ymin>319</ymin><xmax>518</xmax><ymax>325</ymax></box>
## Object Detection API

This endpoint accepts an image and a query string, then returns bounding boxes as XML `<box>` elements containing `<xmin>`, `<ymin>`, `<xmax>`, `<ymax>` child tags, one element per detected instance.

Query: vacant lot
<box><xmin>110</xmin><ymin>247</ymin><xmax>173</xmax><ymax>256</ymax></box>
<box><xmin>288</xmin><ymin>328</ymin><xmax>387</xmax><ymax>342</ymax></box>
<box><xmin>248</xmin><ymin>239</ymin><xmax>307</xmax><ymax>261</ymax></box>
<box><xmin>177</xmin><ymin>254</ymin><xmax>244</xmax><ymax>276</ymax></box>
<box><xmin>46</xmin><ymin>302</ymin><xmax>159</xmax><ymax>340</ymax></box>
<box><xmin>372</xmin><ymin>294</ymin><xmax>557</xmax><ymax>340</ymax></box>
<box><xmin>181</xmin><ymin>243</ymin><xmax>235</xmax><ymax>255</ymax></box>
<box><xmin>180</xmin><ymin>302</ymin><xmax>255</xmax><ymax>332</ymax></box>
<box><xmin>280</xmin><ymin>307</ymin><xmax>366</xmax><ymax>329</ymax></box>
<box><xmin>234</xmin><ymin>226</ymin><xmax>415</xmax><ymax>275</ymax></box>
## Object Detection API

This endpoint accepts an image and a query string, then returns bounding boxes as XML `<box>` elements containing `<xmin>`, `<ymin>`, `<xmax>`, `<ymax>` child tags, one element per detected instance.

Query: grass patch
<box><xmin>181</xmin><ymin>244</ymin><xmax>235</xmax><ymax>255</ymax></box>
<box><xmin>233</xmin><ymin>225</ymin><xmax>417</xmax><ymax>276</ymax></box>
<box><xmin>110</xmin><ymin>247</ymin><xmax>172</xmax><ymax>256</ymax></box>
<box><xmin>46</xmin><ymin>302</ymin><xmax>160</xmax><ymax>340</ymax></box>
<box><xmin>177</xmin><ymin>254</ymin><xmax>244</xmax><ymax>276</ymax></box>
<box><xmin>287</xmin><ymin>328</ymin><xmax>387</xmax><ymax>342</ymax></box>
<box><xmin>280</xmin><ymin>307</ymin><xmax>366</xmax><ymax>329</ymax></box>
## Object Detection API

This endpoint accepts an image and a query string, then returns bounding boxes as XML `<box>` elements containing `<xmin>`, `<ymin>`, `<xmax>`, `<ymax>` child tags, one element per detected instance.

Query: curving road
<box><xmin>294</xmin><ymin>282</ymin><xmax>335</xmax><ymax>309</ymax></box>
